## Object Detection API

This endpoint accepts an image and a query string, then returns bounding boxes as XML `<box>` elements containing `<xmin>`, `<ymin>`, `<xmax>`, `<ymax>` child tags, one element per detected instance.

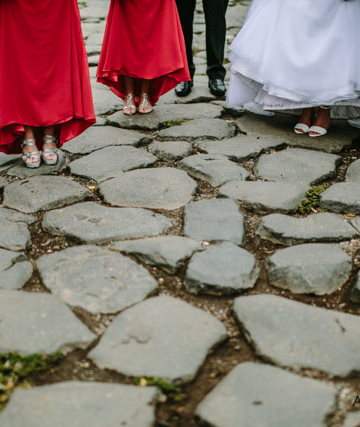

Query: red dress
<box><xmin>0</xmin><ymin>0</ymin><xmax>95</xmax><ymax>154</ymax></box>
<box><xmin>97</xmin><ymin>0</ymin><xmax>190</xmax><ymax>105</ymax></box>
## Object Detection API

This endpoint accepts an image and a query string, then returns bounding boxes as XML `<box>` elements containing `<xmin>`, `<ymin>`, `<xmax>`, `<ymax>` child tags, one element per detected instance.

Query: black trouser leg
<box><xmin>203</xmin><ymin>0</ymin><xmax>229</xmax><ymax>81</ymax></box>
<box><xmin>175</xmin><ymin>0</ymin><xmax>196</xmax><ymax>80</ymax></box>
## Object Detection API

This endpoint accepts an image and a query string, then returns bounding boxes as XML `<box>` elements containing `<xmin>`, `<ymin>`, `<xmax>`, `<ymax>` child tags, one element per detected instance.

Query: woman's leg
<box><xmin>295</xmin><ymin>107</ymin><xmax>314</xmax><ymax>133</ymax></box>
<box><xmin>42</xmin><ymin>125</ymin><xmax>58</xmax><ymax>164</ymax></box>
<box><xmin>123</xmin><ymin>76</ymin><xmax>136</xmax><ymax>115</ymax></box>
<box><xmin>22</xmin><ymin>126</ymin><xmax>41</xmax><ymax>167</ymax></box>
<box><xmin>309</xmin><ymin>107</ymin><xmax>331</xmax><ymax>136</ymax></box>
<box><xmin>139</xmin><ymin>79</ymin><xmax>153</xmax><ymax>114</ymax></box>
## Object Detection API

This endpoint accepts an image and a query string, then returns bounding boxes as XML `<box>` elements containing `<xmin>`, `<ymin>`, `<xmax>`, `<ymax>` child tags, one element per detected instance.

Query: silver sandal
<box><xmin>21</xmin><ymin>138</ymin><xmax>41</xmax><ymax>169</ymax></box>
<box><xmin>138</xmin><ymin>93</ymin><xmax>153</xmax><ymax>114</ymax></box>
<box><xmin>42</xmin><ymin>135</ymin><xmax>59</xmax><ymax>166</ymax></box>
<box><xmin>123</xmin><ymin>94</ymin><xmax>136</xmax><ymax>115</ymax></box>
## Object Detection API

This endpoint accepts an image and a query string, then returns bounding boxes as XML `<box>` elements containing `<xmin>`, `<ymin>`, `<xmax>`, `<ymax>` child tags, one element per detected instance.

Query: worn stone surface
<box><xmin>342</xmin><ymin>412</ymin><xmax>360</xmax><ymax>427</ymax></box>
<box><xmin>89</xmin><ymin>295</ymin><xmax>227</xmax><ymax>384</ymax></box>
<box><xmin>347</xmin><ymin>159</ymin><xmax>360</xmax><ymax>183</ymax></box>
<box><xmin>180</xmin><ymin>154</ymin><xmax>249</xmax><ymax>186</ymax></box>
<box><xmin>0</xmin><ymin>249</ymin><xmax>33</xmax><ymax>290</ymax></box>
<box><xmin>0</xmin><ymin>290</ymin><xmax>95</xmax><ymax>355</ymax></box>
<box><xmin>320</xmin><ymin>183</ymin><xmax>360</xmax><ymax>214</ymax></box>
<box><xmin>185</xmin><ymin>242</ymin><xmax>259</xmax><ymax>295</ymax></box>
<box><xmin>196</xmin><ymin>362</ymin><xmax>337</xmax><ymax>427</ymax></box>
<box><xmin>0</xmin><ymin>153</ymin><xmax>21</xmax><ymax>172</ymax></box>
<box><xmin>0</xmin><ymin>208</ymin><xmax>35</xmax><ymax>251</ymax></box>
<box><xmin>0</xmin><ymin>382</ymin><xmax>158</xmax><ymax>427</ymax></box>
<box><xmin>99</xmin><ymin>168</ymin><xmax>197</xmax><ymax>210</ymax></box>
<box><xmin>159</xmin><ymin>84</ymin><xmax>218</xmax><ymax>105</ymax></box>
<box><xmin>184</xmin><ymin>199</ymin><xmax>245</xmax><ymax>245</ymax></box>
<box><xmin>257</xmin><ymin>213</ymin><xmax>357</xmax><ymax>245</ymax></box>
<box><xmin>92</xmin><ymin>87</ymin><xmax>122</xmax><ymax>115</ymax></box>
<box><xmin>69</xmin><ymin>146</ymin><xmax>156</xmax><ymax>182</ymax></box>
<box><xmin>111</xmin><ymin>236</ymin><xmax>202</xmax><ymax>274</ymax></box>
<box><xmin>7</xmin><ymin>151</ymin><xmax>69</xmax><ymax>178</ymax></box>
<box><xmin>148</xmin><ymin>140</ymin><xmax>192</xmax><ymax>161</ymax></box>
<box><xmin>0</xmin><ymin>176</ymin><xmax>7</xmax><ymax>189</ymax></box>
<box><xmin>3</xmin><ymin>176</ymin><xmax>92</xmax><ymax>214</ymax></box>
<box><xmin>219</xmin><ymin>181</ymin><xmax>309</xmax><ymax>213</ymax></box>
<box><xmin>234</xmin><ymin>294</ymin><xmax>360</xmax><ymax>376</ymax></box>
<box><xmin>42</xmin><ymin>202</ymin><xmax>171</xmax><ymax>243</ymax></box>
<box><xmin>350</xmin><ymin>271</ymin><xmax>360</xmax><ymax>303</ymax></box>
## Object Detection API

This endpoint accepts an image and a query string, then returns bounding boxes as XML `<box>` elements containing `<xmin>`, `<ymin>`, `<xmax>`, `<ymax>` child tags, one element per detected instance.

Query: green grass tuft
<box><xmin>298</xmin><ymin>184</ymin><xmax>330</xmax><ymax>215</ymax></box>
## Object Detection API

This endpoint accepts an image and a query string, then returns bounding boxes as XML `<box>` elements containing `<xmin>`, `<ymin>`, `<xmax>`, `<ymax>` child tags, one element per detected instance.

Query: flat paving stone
<box><xmin>180</xmin><ymin>154</ymin><xmax>249</xmax><ymax>186</ymax></box>
<box><xmin>266</xmin><ymin>243</ymin><xmax>352</xmax><ymax>295</ymax></box>
<box><xmin>69</xmin><ymin>146</ymin><xmax>156</xmax><ymax>182</ymax></box>
<box><xmin>257</xmin><ymin>213</ymin><xmax>358</xmax><ymax>245</ymax></box>
<box><xmin>63</xmin><ymin>126</ymin><xmax>150</xmax><ymax>154</ymax></box>
<box><xmin>0</xmin><ymin>207</ymin><xmax>35</xmax><ymax>251</ymax></box>
<box><xmin>234</xmin><ymin>294</ymin><xmax>360</xmax><ymax>377</ymax></box>
<box><xmin>92</xmin><ymin>87</ymin><xmax>122</xmax><ymax>115</ymax></box>
<box><xmin>0</xmin><ymin>290</ymin><xmax>95</xmax><ymax>355</ymax></box>
<box><xmin>42</xmin><ymin>202</ymin><xmax>171</xmax><ymax>243</ymax></box>
<box><xmin>342</xmin><ymin>412</ymin><xmax>360</xmax><ymax>427</ymax></box>
<box><xmin>111</xmin><ymin>236</ymin><xmax>202</xmax><ymax>274</ymax></box>
<box><xmin>37</xmin><ymin>246</ymin><xmax>157</xmax><ymax>314</ymax></box>
<box><xmin>0</xmin><ymin>249</ymin><xmax>33</xmax><ymax>290</ymax></box>
<box><xmin>197</xmin><ymin>135</ymin><xmax>285</xmax><ymax>162</ymax></box>
<box><xmin>89</xmin><ymin>295</ymin><xmax>227</xmax><ymax>384</ymax></box>
<box><xmin>0</xmin><ymin>382</ymin><xmax>158</xmax><ymax>427</ymax></box>
<box><xmin>320</xmin><ymin>183</ymin><xmax>360</xmax><ymax>214</ymax></box>
<box><xmin>185</xmin><ymin>242</ymin><xmax>259</xmax><ymax>295</ymax></box>
<box><xmin>99</xmin><ymin>168</ymin><xmax>197</xmax><ymax>210</ymax></box>
<box><xmin>184</xmin><ymin>199</ymin><xmax>245</xmax><ymax>245</ymax></box>
<box><xmin>350</xmin><ymin>271</ymin><xmax>360</xmax><ymax>303</ymax></box>
<box><xmin>196</xmin><ymin>362</ymin><xmax>337</xmax><ymax>427</ymax></box>
<box><xmin>254</xmin><ymin>148</ymin><xmax>340</xmax><ymax>185</ymax></box>
<box><xmin>0</xmin><ymin>153</ymin><xmax>20</xmax><ymax>172</ymax></box>
<box><xmin>0</xmin><ymin>176</ymin><xmax>7</xmax><ymax>188</ymax></box>
<box><xmin>219</xmin><ymin>181</ymin><xmax>309</xmax><ymax>214</ymax></box>
<box><xmin>148</xmin><ymin>140</ymin><xmax>192</xmax><ymax>161</ymax></box>
<box><xmin>159</xmin><ymin>84</ymin><xmax>218</xmax><ymax>105</ymax></box>
<box><xmin>346</xmin><ymin>159</ymin><xmax>360</xmax><ymax>183</ymax></box>
<box><xmin>7</xmin><ymin>151</ymin><xmax>69</xmax><ymax>178</ymax></box>
<box><xmin>3</xmin><ymin>176</ymin><xmax>92</xmax><ymax>214</ymax></box>
<box><xmin>158</xmin><ymin>118</ymin><xmax>236</xmax><ymax>141</ymax></box>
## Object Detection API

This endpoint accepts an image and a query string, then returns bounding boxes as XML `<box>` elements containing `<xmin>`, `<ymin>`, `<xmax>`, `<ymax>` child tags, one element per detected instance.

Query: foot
<box><xmin>123</xmin><ymin>94</ymin><xmax>136</xmax><ymax>115</ymax></box>
<box><xmin>175</xmin><ymin>81</ymin><xmax>193</xmax><ymax>97</ymax></box>
<box><xmin>209</xmin><ymin>79</ymin><xmax>226</xmax><ymax>97</ymax></box>
<box><xmin>42</xmin><ymin>135</ymin><xmax>58</xmax><ymax>165</ymax></box>
<box><xmin>22</xmin><ymin>138</ymin><xmax>41</xmax><ymax>168</ymax></box>
<box><xmin>309</xmin><ymin>107</ymin><xmax>331</xmax><ymax>137</ymax></box>
<box><xmin>294</xmin><ymin>107</ymin><xmax>314</xmax><ymax>134</ymax></box>
<box><xmin>138</xmin><ymin>93</ymin><xmax>153</xmax><ymax>114</ymax></box>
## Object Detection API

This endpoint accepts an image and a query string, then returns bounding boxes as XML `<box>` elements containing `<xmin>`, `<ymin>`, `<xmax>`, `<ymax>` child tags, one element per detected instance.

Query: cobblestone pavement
<box><xmin>1</xmin><ymin>1</ymin><xmax>360</xmax><ymax>426</ymax></box>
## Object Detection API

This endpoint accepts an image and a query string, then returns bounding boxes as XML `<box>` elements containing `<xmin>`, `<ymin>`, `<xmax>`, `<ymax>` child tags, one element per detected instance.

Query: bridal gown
<box><xmin>97</xmin><ymin>0</ymin><xmax>190</xmax><ymax>105</ymax></box>
<box><xmin>227</xmin><ymin>0</ymin><xmax>360</xmax><ymax>118</ymax></box>
<box><xmin>0</xmin><ymin>0</ymin><xmax>95</xmax><ymax>154</ymax></box>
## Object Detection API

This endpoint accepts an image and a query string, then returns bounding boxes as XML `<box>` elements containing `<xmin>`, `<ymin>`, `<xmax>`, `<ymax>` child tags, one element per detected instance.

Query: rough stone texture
<box><xmin>158</xmin><ymin>118</ymin><xmax>236</xmax><ymax>141</ymax></box>
<box><xmin>37</xmin><ymin>246</ymin><xmax>157</xmax><ymax>314</ymax></box>
<box><xmin>0</xmin><ymin>249</ymin><xmax>33</xmax><ymax>290</ymax></box>
<box><xmin>196</xmin><ymin>362</ymin><xmax>337</xmax><ymax>427</ymax></box>
<box><xmin>69</xmin><ymin>146</ymin><xmax>156</xmax><ymax>182</ymax></box>
<box><xmin>346</xmin><ymin>159</ymin><xmax>360</xmax><ymax>183</ymax></box>
<box><xmin>0</xmin><ymin>153</ymin><xmax>21</xmax><ymax>172</ymax></box>
<box><xmin>320</xmin><ymin>183</ymin><xmax>360</xmax><ymax>214</ymax></box>
<box><xmin>42</xmin><ymin>202</ymin><xmax>171</xmax><ymax>243</ymax></box>
<box><xmin>148</xmin><ymin>140</ymin><xmax>192</xmax><ymax>161</ymax></box>
<box><xmin>185</xmin><ymin>242</ymin><xmax>259</xmax><ymax>295</ymax></box>
<box><xmin>197</xmin><ymin>135</ymin><xmax>285</xmax><ymax>162</ymax></box>
<box><xmin>257</xmin><ymin>213</ymin><xmax>357</xmax><ymax>245</ymax></box>
<box><xmin>350</xmin><ymin>271</ymin><xmax>360</xmax><ymax>303</ymax></box>
<box><xmin>234</xmin><ymin>294</ymin><xmax>360</xmax><ymax>376</ymax></box>
<box><xmin>0</xmin><ymin>290</ymin><xmax>95</xmax><ymax>355</ymax></box>
<box><xmin>266</xmin><ymin>244</ymin><xmax>352</xmax><ymax>295</ymax></box>
<box><xmin>89</xmin><ymin>295</ymin><xmax>227</xmax><ymax>384</ymax></box>
<box><xmin>254</xmin><ymin>148</ymin><xmax>340</xmax><ymax>185</ymax></box>
<box><xmin>0</xmin><ymin>382</ymin><xmax>158</xmax><ymax>427</ymax></box>
<box><xmin>99</xmin><ymin>168</ymin><xmax>197</xmax><ymax>210</ymax></box>
<box><xmin>111</xmin><ymin>236</ymin><xmax>202</xmax><ymax>274</ymax></box>
<box><xmin>342</xmin><ymin>412</ymin><xmax>360</xmax><ymax>427</ymax></box>
<box><xmin>63</xmin><ymin>126</ymin><xmax>150</xmax><ymax>154</ymax></box>
<box><xmin>159</xmin><ymin>84</ymin><xmax>218</xmax><ymax>105</ymax></box>
<box><xmin>0</xmin><ymin>208</ymin><xmax>35</xmax><ymax>251</ymax></box>
<box><xmin>92</xmin><ymin>87</ymin><xmax>122</xmax><ymax>115</ymax></box>
<box><xmin>3</xmin><ymin>176</ymin><xmax>92</xmax><ymax>214</ymax></box>
<box><xmin>219</xmin><ymin>181</ymin><xmax>309</xmax><ymax>214</ymax></box>
<box><xmin>180</xmin><ymin>154</ymin><xmax>249</xmax><ymax>186</ymax></box>
<box><xmin>0</xmin><ymin>176</ymin><xmax>7</xmax><ymax>189</ymax></box>
<box><xmin>184</xmin><ymin>199</ymin><xmax>245</xmax><ymax>245</ymax></box>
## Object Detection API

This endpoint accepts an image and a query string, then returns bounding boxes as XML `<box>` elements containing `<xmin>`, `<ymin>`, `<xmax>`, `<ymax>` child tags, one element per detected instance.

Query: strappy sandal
<box><xmin>21</xmin><ymin>138</ymin><xmax>41</xmax><ymax>169</ymax></box>
<box><xmin>123</xmin><ymin>94</ymin><xmax>136</xmax><ymax>115</ymax></box>
<box><xmin>42</xmin><ymin>135</ymin><xmax>59</xmax><ymax>166</ymax></box>
<box><xmin>138</xmin><ymin>93</ymin><xmax>153</xmax><ymax>114</ymax></box>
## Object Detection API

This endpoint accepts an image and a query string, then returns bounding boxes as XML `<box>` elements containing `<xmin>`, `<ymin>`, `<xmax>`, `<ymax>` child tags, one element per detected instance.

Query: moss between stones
<box><xmin>134</xmin><ymin>376</ymin><xmax>187</xmax><ymax>402</ymax></box>
<box><xmin>298</xmin><ymin>184</ymin><xmax>330</xmax><ymax>215</ymax></box>
<box><xmin>159</xmin><ymin>119</ymin><xmax>192</xmax><ymax>130</ymax></box>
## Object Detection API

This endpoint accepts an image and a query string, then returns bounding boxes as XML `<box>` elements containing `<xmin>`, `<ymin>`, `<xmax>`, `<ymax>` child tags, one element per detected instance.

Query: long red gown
<box><xmin>0</xmin><ymin>0</ymin><xmax>95</xmax><ymax>154</ymax></box>
<box><xmin>97</xmin><ymin>0</ymin><xmax>190</xmax><ymax>105</ymax></box>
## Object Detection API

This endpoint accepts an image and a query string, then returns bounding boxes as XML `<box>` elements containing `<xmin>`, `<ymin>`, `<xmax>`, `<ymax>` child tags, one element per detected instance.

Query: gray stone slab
<box><xmin>342</xmin><ymin>412</ymin><xmax>360</xmax><ymax>427</ymax></box>
<box><xmin>37</xmin><ymin>246</ymin><xmax>157</xmax><ymax>314</ymax></box>
<box><xmin>179</xmin><ymin>154</ymin><xmax>249</xmax><ymax>186</ymax></box>
<box><xmin>219</xmin><ymin>181</ymin><xmax>309</xmax><ymax>214</ymax></box>
<box><xmin>92</xmin><ymin>87</ymin><xmax>122</xmax><ymax>115</ymax></box>
<box><xmin>266</xmin><ymin>243</ymin><xmax>352</xmax><ymax>295</ymax></box>
<box><xmin>0</xmin><ymin>382</ymin><xmax>158</xmax><ymax>427</ymax></box>
<box><xmin>196</xmin><ymin>362</ymin><xmax>337</xmax><ymax>427</ymax></box>
<box><xmin>257</xmin><ymin>213</ymin><xmax>358</xmax><ymax>245</ymax></box>
<box><xmin>255</xmin><ymin>148</ymin><xmax>340</xmax><ymax>185</ymax></box>
<box><xmin>0</xmin><ymin>290</ymin><xmax>95</xmax><ymax>355</ymax></box>
<box><xmin>184</xmin><ymin>199</ymin><xmax>245</xmax><ymax>245</ymax></box>
<box><xmin>69</xmin><ymin>146</ymin><xmax>156</xmax><ymax>182</ymax></box>
<box><xmin>159</xmin><ymin>84</ymin><xmax>218</xmax><ymax>105</ymax></box>
<box><xmin>88</xmin><ymin>54</ymin><xmax>100</xmax><ymax>66</ymax></box>
<box><xmin>63</xmin><ymin>126</ymin><xmax>150</xmax><ymax>154</ymax></box>
<box><xmin>197</xmin><ymin>135</ymin><xmax>285</xmax><ymax>162</ymax></box>
<box><xmin>350</xmin><ymin>271</ymin><xmax>360</xmax><ymax>303</ymax></box>
<box><xmin>0</xmin><ymin>153</ymin><xmax>21</xmax><ymax>172</ymax></box>
<box><xmin>0</xmin><ymin>208</ymin><xmax>35</xmax><ymax>251</ymax></box>
<box><xmin>320</xmin><ymin>183</ymin><xmax>360</xmax><ymax>214</ymax></box>
<box><xmin>0</xmin><ymin>176</ymin><xmax>7</xmax><ymax>189</ymax></box>
<box><xmin>0</xmin><ymin>249</ymin><xmax>33</xmax><ymax>290</ymax></box>
<box><xmin>99</xmin><ymin>168</ymin><xmax>197</xmax><ymax>210</ymax></box>
<box><xmin>111</xmin><ymin>236</ymin><xmax>202</xmax><ymax>274</ymax></box>
<box><xmin>148</xmin><ymin>140</ymin><xmax>192</xmax><ymax>161</ymax></box>
<box><xmin>3</xmin><ymin>176</ymin><xmax>92</xmax><ymax>214</ymax></box>
<box><xmin>185</xmin><ymin>242</ymin><xmax>259</xmax><ymax>295</ymax></box>
<box><xmin>234</xmin><ymin>294</ymin><xmax>360</xmax><ymax>376</ymax></box>
<box><xmin>346</xmin><ymin>159</ymin><xmax>360</xmax><ymax>183</ymax></box>
<box><xmin>89</xmin><ymin>295</ymin><xmax>227</xmax><ymax>384</ymax></box>
<box><xmin>158</xmin><ymin>118</ymin><xmax>236</xmax><ymax>141</ymax></box>
<box><xmin>42</xmin><ymin>202</ymin><xmax>171</xmax><ymax>243</ymax></box>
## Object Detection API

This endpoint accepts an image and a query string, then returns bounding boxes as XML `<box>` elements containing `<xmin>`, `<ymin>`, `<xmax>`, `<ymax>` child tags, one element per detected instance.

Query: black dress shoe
<box><xmin>175</xmin><ymin>81</ymin><xmax>193</xmax><ymax>97</ymax></box>
<box><xmin>209</xmin><ymin>79</ymin><xmax>226</xmax><ymax>97</ymax></box>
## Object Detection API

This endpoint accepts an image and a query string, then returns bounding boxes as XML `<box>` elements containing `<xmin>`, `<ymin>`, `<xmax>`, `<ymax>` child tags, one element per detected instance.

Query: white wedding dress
<box><xmin>228</xmin><ymin>0</ymin><xmax>360</xmax><ymax>118</ymax></box>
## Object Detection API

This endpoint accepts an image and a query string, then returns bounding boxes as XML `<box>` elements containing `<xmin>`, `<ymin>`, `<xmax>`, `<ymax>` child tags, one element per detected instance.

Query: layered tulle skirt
<box><xmin>227</xmin><ymin>0</ymin><xmax>360</xmax><ymax>118</ymax></box>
